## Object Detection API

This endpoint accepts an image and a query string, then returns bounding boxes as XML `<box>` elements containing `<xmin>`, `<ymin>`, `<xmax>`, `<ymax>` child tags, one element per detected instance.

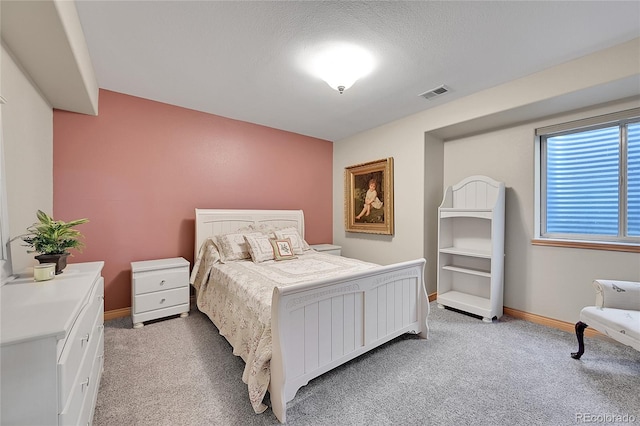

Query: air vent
<box><xmin>419</xmin><ymin>85</ymin><xmax>450</xmax><ymax>100</ymax></box>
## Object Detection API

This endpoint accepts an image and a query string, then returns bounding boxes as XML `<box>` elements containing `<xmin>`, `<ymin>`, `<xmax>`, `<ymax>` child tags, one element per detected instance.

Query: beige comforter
<box><xmin>190</xmin><ymin>239</ymin><xmax>377</xmax><ymax>414</ymax></box>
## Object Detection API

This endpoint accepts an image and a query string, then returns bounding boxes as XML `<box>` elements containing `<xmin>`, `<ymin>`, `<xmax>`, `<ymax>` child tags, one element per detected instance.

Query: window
<box><xmin>536</xmin><ymin>108</ymin><xmax>640</xmax><ymax>249</ymax></box>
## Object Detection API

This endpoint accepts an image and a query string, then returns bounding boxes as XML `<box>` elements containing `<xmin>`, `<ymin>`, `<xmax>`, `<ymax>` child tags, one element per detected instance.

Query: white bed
<box><xmin>191</xmin><ymin>209</ymin><xmax>429</xmax><ymax>423</ymax></box>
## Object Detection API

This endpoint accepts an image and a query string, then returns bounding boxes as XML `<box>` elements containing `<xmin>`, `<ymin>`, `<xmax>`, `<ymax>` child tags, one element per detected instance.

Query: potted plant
<box><xmin>21</xmin><ymin>210</ymin><xmax>89</xmax><ymax>274</ymax></box>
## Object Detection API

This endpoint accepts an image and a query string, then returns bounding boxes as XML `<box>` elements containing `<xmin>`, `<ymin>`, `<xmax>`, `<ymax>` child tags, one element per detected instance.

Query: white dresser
<box><xmin>131</xmin><ymin>257</ymin><xmax>190</xmax><ymax>329</ymax></box>
<box><xmin>1</xmin><ymin>261</ymin><xmax>105</xmax><ymax>426</ymax></box>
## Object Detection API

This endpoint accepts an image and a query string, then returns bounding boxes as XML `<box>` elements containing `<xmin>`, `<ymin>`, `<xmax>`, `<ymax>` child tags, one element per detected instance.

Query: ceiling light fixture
<box><xmin>310</xmin><ymin>43</ymin><xmax>375</xmax><ymax>94</ymax></box>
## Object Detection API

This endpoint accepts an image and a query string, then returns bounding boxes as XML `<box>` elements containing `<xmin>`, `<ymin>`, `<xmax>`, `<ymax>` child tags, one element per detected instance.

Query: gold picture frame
<box><xmin>344</xmin><ymin>157</ymin><xmax>394</xmax><ymax>235</ymax></box>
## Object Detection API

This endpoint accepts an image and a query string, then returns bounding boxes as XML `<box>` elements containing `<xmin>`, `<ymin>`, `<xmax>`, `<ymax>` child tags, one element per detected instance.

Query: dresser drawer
<box><xmin>76</xmin><ymin>329</ymin><xmax>104</xmax><ymax>426</ymax></box>
<box><xmin>133</xmin><ymin>267</ymin><xmax>188</xmax><ymax>295</ymax></box>
<box><xmin>58</xmin><ymin>277</ymin><xmax>104</xmax><ymax>410</ymax></box>
<box><xmin>134</xmin><ymin>286</ymin><xmax>189</xmax><ymax>314</ymax></box>
<box><xmin>59</xmin><ymin>325</ymin><xmax>104</xmax><ymax>426</ymax></box>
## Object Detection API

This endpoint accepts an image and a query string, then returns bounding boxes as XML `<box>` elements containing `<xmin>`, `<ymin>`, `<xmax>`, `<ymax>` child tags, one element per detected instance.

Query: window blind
<box><xmin>545</xmin><ymin>126</ymin><xmax>620</xmax><ymax>235</ymax></box>
<box><xmin>628</xmin><ymin>122</ymin><xmax>640</xmax><ymax>236</ymax></box>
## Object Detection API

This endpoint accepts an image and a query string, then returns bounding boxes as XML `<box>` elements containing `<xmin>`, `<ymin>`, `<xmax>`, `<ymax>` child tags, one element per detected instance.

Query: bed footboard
<box><xmin>269</xmin><ymin>258</ymin><xmax>428</xmax><ymax>423</ymax></box>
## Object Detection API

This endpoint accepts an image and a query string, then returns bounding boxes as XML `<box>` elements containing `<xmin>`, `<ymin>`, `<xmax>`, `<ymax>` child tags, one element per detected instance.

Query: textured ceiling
<box><xmin>75</xmin><ymin>1</ymin><xmax>640</xmax><ymax>141</ymax></box>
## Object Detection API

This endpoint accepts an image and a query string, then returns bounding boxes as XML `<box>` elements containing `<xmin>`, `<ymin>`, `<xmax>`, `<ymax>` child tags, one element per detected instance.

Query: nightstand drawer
<box><xmin>133</xmin><ymin>267</ymin><xmax>188</xmax><ymax>295</ymax></box>
<box><xmin>134</xmin><ymin>286</ymin><xmax>189</xmax><ymax>314</ymax></box>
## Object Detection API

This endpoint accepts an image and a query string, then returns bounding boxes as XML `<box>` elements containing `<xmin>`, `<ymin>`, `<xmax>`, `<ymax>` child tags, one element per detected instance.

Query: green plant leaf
<box><xmin>21</xmin><ymin>210</ymin><xmax>89</xmax><ymax>255</ymax></box>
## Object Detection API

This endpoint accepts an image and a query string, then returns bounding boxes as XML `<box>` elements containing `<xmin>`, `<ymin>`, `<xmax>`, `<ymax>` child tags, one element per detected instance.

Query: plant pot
<box><xmin>35</xmin><ymin>253</ymin><xmax>70</xmax><ymax>275</ymax></box>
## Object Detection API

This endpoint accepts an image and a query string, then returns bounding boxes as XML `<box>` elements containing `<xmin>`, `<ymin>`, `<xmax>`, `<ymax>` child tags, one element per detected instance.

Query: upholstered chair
<box><xmin>571</xmin><ymin>279</ymin><xmax>640</xmax><ymax>359</ymax></box>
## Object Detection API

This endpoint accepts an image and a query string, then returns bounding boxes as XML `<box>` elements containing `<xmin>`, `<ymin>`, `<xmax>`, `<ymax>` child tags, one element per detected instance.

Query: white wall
<box><xmin>1</xmin><ymin>43</ymin><xmax>53</xmax><ymax>274</ymax></box>
<box><xmin>0</xmin><ymin>0</ymin><xmax>97</xmax><ymax>277</ymax></box>
<box><xmin>333</xmin><ymin>118</ymin><xmax>427</xmax><ymax>266</ymax></box>
<box><xmin>422</xmin><ymin>133</ymin><xmax>443</xmax><ymax>294</ymax></box>
<box><xmin>0</xmin><ymin>5</ymin><xmax>7</xmax><ymax>282</ymax></box>
<box><xmin>334</xmin><ymin>38</ymin><xmax>640</xmax><ymax>323</ymax></box>
<box><xmin>444</xmin><ymin>99</ymin><xmax>640</xmax><ymax>323</ymax></box>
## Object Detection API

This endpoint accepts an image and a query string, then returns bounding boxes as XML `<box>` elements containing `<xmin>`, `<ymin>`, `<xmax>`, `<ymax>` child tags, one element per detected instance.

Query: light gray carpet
<box><xmin>93</xmin><ymin>303</ymin><xmax>640</xmax><ymax>425</ymax></box>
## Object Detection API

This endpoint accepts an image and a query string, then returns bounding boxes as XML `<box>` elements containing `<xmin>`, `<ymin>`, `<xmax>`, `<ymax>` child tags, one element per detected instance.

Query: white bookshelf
<box><xmin>437</xmin><ymin>175</ymin><xmax>505</xmax><ymax>322</ymax></box>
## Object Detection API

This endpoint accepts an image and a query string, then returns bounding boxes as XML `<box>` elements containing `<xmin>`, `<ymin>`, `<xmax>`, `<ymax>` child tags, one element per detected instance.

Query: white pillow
<box><xmin>252</xmin><ymin>223</ymin><xmax>278</xmax><ymax>238</ymax></box>
<box><xmin>214</xmin><ymin>231</ymin><xmax>262</xmax><ymax>263</ymax></box>
<box><xmin>244</xmin><ymin>234</ymin><xmax>275</xmax><ymax>263</ymax></box>
<box><xmin>274</xmin><ymin>227</ymin><xmax>310</xmax><ymax>255</ymax></box>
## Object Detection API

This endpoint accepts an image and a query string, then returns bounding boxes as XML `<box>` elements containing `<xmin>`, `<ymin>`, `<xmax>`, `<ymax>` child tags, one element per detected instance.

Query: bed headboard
<box><xmin>194</xmin><ymin>209</ymin><xmax>305</xmax><ymax>259</ymax></box>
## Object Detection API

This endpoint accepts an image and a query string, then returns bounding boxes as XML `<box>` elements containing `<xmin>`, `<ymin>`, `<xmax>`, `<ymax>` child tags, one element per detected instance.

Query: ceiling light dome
<box><xmin>311</xmin><ymin>43</ymin><xmax>375</xmax><ymax>94</ymax></box>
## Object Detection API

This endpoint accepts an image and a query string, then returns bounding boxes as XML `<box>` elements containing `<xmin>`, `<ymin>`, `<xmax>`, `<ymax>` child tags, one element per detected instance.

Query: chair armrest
<box><xmin>592</xmin><ymin>279</ymin><xmax>640</xmax><ymax>310</ymax></box>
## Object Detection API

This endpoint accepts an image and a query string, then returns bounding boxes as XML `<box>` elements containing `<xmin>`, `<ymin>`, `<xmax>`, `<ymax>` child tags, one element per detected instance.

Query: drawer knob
<box><xmin>81</xmin><ymin>377</ymin><xmax>90</xmax><ymax>392</ymax></box>
<box><xmin>81</xmin><ymin>333</ymin><xmax>90</xmax><ymax>346</ymax></box>
<box><xmin>160</xmin><ymin>298</ymin><xmax>166</xmax><ymax>304</ymax></box>
<box><xmin>160</xmin><ymin>280</ymin><xmax>166</xmax><ymax>286</ymax></box>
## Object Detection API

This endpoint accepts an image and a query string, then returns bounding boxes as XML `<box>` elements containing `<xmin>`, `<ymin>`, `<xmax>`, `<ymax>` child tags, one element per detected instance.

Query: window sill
<box><xmin>531</xmin><ymin>239</ymin><xmax>640</xmax><ymax>253</ymax></box>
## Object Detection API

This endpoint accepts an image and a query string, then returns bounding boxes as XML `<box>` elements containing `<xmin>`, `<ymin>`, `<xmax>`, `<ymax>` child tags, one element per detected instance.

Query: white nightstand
<box><xmin>131</xmin><ymin>257</ymin><xmax>190</xmax><ymax>329</ymax></box>
<box><xmin>311</xmin><ymin>244</ymin><xmax>342</xmax><ymax>256</ymax></box>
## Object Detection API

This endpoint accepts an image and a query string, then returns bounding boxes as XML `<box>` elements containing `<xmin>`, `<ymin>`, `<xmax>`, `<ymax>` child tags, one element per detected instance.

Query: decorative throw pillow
<box><xmin>244</xmin><ymin>234</ymin><xmax>275</xmax><ymax>263</ymax></box>
<box><xmin>269</xmin><ymin>238</ymin><xmax>297</xmax><ymax>261</ymax></box>
<box><xmin>213</xmin><ymin>231</ymin><xmax>262</xmax><ymax>263</ymax></box>
<box><xmin>274</xmin><ymin>227</ymin><xmax>310</xmax><ymax>255</ymax></box>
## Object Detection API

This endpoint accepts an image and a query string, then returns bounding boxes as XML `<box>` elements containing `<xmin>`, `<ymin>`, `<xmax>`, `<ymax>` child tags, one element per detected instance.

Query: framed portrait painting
<box><xmin>344</xmin><ymin>157</ymin><xmax>394</xmax><ymax>235</ymax></box>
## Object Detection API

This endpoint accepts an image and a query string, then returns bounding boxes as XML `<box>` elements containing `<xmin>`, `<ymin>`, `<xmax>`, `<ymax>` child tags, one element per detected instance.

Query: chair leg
<box><xmin>571</xmin><ymin>321</ymin><xmax>589</xmax><ymax>359</ymax></box>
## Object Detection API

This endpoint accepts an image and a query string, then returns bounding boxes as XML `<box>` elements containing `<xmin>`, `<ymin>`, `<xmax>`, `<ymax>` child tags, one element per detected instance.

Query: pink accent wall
<box><xmin>54</xmin><ymin>89</ymin><xmax>333</xmax><ymax>312</ymax></box>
